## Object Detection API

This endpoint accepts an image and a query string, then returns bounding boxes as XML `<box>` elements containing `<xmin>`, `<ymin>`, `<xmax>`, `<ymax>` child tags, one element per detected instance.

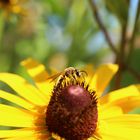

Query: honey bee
<box><xmin>47</xmin><ymin>67</ymin><xmax>87</xmax><ymax>85</ymax></box>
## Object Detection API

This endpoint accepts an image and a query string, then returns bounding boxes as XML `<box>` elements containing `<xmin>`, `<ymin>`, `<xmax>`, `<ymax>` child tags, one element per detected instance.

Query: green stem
<box><xmin>88</xmin><ymin>0</ymin><xmax>118</xmax><ymax>55</ymax></box>
<box><xmin>127</xmin><ymin>0</ymin><xmax>140</xmax><ymax>63</ymax></box>
<box><xmin>114</xmin><ymin>1</ymin><xmax>130</xmax><ymax>89</ymax></box>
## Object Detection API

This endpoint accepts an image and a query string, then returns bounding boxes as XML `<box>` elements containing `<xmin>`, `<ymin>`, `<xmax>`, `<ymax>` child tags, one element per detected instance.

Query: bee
<box><xmin>47</xmin><ymin>67</ymin><xmax>87</xmax><ymax>85</ymax></box>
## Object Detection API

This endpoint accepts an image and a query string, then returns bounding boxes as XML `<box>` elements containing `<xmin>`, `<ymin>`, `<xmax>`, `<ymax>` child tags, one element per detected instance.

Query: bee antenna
<box><xmin>80</xmin><ymin>70</ymin><xmax>88</xmax><ymax>76</ymax></box>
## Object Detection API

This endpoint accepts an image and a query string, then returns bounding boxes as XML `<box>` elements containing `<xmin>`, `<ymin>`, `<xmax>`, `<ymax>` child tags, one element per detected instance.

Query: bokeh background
<box><xmin>0</xmin><ymin>0</ymin><xmax>140</xmax><ymax>92</ymax></box>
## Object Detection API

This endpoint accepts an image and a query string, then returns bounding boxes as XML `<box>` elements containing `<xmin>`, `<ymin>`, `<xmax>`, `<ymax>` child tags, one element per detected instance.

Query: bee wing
<box><xmin>47</xmin><ymin>72</ymin><xmax>62</xmax><ymax>82</ymax></box>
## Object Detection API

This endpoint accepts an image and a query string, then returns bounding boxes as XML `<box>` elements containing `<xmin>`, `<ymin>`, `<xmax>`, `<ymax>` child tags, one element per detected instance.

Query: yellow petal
<box><xmin>20</xmin><ymin>58</ymin><xmax>49</xmax><ymax>81</ymax></box>
<box><xmin>21</xmin><ymin>58</ymin><xmax>54</xmax><ymax>104</ymax></box>
<box><xmin>88</xmin><ymin>136</ymin><xmax>100</xmax><ymax>140</ymax></box>
<box><xmin>100</xmin><ymin>135</ymin><xmax>119</xmax><ymax>140</ymax></box>
<box><xmin>0</xmin><ymin>73</ymin><xmax>47</xmax><ymax>106</ymax></box>
<box><xmin>82</xmin><ymin>64</ymin><xmax>94</xmax><ymax>83</ymax></box>
<box><xmin>4</xmin><ymin>133</ymin><xmax>50</xmax><ymax>140</ymax></box>
<box><xmin>89</xmin><ymin>64</ymin><xmax>118</xmax><ymax>97</ymax></box>
<box><xmin>0</xmin><ymin>90</ymin><xmax>34</xmax><ymax>110</ymax></box>
<box><xmin>0</xmin><ymin>104</ymin><xmax>34</xmax><ymax>127</ymax></box>
<box><xmin>98</xmin><ymin>115</ymin><xmax>140</xmax><ymax>139</ymax></box>
<box><xmin>0</xmin><ymin>129</ymin><xmax>35</xmax><ymax>138</ymax></box>
<box><xmin>1</xmin><ymin>128</ymin><xmax>50</xmax><ymax>140</ymax></box>
<box><xmin>98</xmin><ymin>105</ymin><xmax>123</xmax><ymax>120</ymax></box>
<box><xmin>100</xmin><ymin>85</ymin><xmax>140</xmax><ymax>113</ymax></box>
<box><xmin>84</xmin><ymin>64</ymin><xmax>94</xmax><ymax>75</ymax></box>
<box><xmin>4</xmin><ymin>136</ymin><xmax>35</xmax><ymax>140</ymax></box>
<box><xmin>104</xmin><ymin>114</ymin><xmax>140</xmax><ymax>129</ymax></box>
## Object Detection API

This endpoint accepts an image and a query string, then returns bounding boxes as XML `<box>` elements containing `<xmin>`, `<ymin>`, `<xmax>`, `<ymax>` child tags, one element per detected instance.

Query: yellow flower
<box><xmin>0</xmin><ymin>58</ymin><xmax>140</xmax><ymax>140</ymax></box>
<box><xmin>0</xmin><ymin>0</ymin><xmax>25</xmax><ymax>14</ymax></box>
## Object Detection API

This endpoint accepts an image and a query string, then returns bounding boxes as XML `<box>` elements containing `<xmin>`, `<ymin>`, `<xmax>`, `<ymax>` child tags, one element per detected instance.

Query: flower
<box><xmin>0</xmin><ymin>0</ymin><xmax>25</xmax><ymax>15</ymax></box>
<box><xmin>0</xmin><ymin>58</ymin><xmax>140</xmax><ymax>139</ymax></box>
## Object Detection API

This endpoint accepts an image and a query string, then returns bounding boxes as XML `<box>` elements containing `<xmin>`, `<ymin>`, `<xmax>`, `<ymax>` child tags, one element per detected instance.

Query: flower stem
<box><xmin>88</xmin><ymin>0</ymin><xmax>118</xmax><ymax>55</ymax></box>
<box><xmin>114</xmin><ymin>21</ymin><xmax>128</xmax><ymax>88</ymax></box>
<box><xmin>89</xmin><ymin>0</ymin><xmax>140</xmax><ymax>88</ymax></box>
<box><xmin>127</xmin><ymin>0</ymin><xmax>140</xmax><ymax>63</ymax></box>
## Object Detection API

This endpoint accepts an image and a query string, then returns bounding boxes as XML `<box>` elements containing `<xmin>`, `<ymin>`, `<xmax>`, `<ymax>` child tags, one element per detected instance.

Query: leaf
<box><xmin>66</xmin><ymin>0</ymin><xmax>87</xmax><ymax>31</ymax></box>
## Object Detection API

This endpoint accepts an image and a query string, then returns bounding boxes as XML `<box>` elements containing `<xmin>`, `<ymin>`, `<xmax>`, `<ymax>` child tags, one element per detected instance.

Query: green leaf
<box><xmin>66</xmin><ymin>0</ymin><xmax>87</xmax><ymax>31</ymax></box>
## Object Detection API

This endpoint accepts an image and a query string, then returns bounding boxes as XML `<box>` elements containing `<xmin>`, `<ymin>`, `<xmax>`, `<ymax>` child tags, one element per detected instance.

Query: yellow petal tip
<box><xmin>20</xmin><ymin>58</ymin><xmax>40</xmax><ymax>69</ymax></box>
<box><xmin>106</xmin><ymin>63</ymin><xmax>119</xmax><ymax>73</ymax></box>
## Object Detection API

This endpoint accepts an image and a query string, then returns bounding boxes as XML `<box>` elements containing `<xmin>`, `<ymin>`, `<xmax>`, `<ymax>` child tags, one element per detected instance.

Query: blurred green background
<box><xmin>0</xmin><ymin>0</ymin><xmax>140</xmax><ymax>89</ymax></box>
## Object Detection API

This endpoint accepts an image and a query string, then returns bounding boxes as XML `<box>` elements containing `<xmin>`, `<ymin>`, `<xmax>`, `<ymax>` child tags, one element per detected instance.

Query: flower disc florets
<box><xmin>46</xmin><ymin>68</ymin><xmax>98</xmax><ymax>140</ymax></box>
<box><xmin>0</xmin><ymin>0</ymin><xmax>10</xmax><ymax>4</ymax></box>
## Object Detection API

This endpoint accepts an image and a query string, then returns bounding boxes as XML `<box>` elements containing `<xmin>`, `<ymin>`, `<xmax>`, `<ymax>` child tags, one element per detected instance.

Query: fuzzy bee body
<box><xmin>48</xmin><ymin>67</ymin><xmax>87</xmax><ymax>86</ymax></box>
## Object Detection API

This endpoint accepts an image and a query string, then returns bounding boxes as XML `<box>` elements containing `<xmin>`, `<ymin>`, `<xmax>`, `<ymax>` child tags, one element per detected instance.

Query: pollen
<box><xmin>46</xmin><ymin>69</ymin><xmax>98</xmax><ymax>140</ymax></box>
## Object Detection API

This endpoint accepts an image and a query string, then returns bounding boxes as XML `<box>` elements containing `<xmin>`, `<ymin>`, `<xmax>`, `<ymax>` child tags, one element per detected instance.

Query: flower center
<box><xmin>46</xmin><ymin>68</ymin><xmax>98</xmax><ymax>140</ymax></box>
<box><xmin>0</xmin><ymin>0</ymin><xmax>10</xmax><ymax>4</ymax></box>
<box><xmin>61</xmin><ymin>85</ymin><xmax>91</xmax><ymax>111</ymax></box>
